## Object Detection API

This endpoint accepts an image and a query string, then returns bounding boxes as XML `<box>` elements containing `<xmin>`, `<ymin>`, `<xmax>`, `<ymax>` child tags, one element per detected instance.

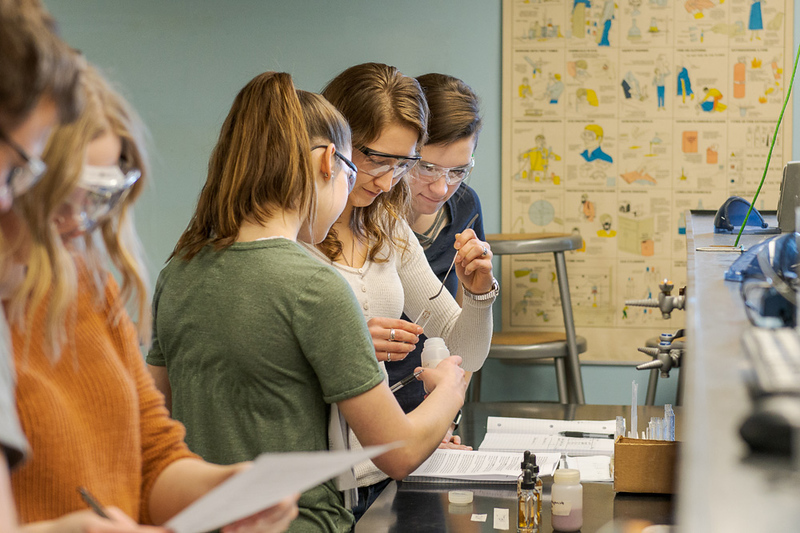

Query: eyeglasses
<box><xmin>411</xmin><ymin>158</ymin><xmax>474</xmax><ymax>186</ymax></box>
<box><xmin>356</xmin><ymin>146</ymin><xmax>420</xmax><ymax>181</ymax></box>
<box><xmin>0</xmin><ymin>129</ymin><xmax>47</xmax><ymax>201</ymax></box>
<box><xmin>312</xmin><ymin>145</ymin><xmax>358</xmax><ymax>193</ymax></box>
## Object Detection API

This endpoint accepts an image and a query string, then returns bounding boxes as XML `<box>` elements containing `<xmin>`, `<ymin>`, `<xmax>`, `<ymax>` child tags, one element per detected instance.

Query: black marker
<box><xmin>390</xmin><ymin>369</ymin><xmax>423</xmax><ymax>393</ymax></box>
<box><xmin>559</xmin><ymin>431</ymin><xmax>614</xmax><ymax>439</ymax></box>
<box><xmin>78</xmin><ymin>486</ymin><xmax>110</xmax><ymax>519</ymax></box>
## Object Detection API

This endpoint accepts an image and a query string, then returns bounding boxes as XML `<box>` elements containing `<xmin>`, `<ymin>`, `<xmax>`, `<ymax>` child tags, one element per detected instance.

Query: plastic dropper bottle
<box><xmin>516</xmin><ymin>450</ymin><xmax>532</xmax><ymax>498</ymax></box>
<box><xmin>517</xmin><ymin>469</ymin><xmax>537</xmax><ymax>532</ymax></box>
<box><xmin>551</xmin><ymin>468</ymin><xmax>582</xmax><ymax>532</ymax></box>
<box><xmin>421</xmin><ymin>337</ymin><xmax>450</xmax><ymax>369</ymax></box>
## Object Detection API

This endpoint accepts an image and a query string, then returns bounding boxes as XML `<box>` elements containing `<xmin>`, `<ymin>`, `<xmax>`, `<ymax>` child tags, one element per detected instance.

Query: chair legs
<box><xmin>554</xmin><ymin>358</ymin><xmax>568</xmax><ymax>404</ymax></box>
<box><xmin>553</xmin><ymin>251</ymin><xmax>585</xmax><ymax>404</ymax></box>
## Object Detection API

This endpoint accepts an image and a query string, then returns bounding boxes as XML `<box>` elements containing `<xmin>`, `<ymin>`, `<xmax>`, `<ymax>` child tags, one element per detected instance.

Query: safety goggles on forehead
<box><xmin>356</xmin><ymin>146</ymin><xmax>420</xmax><ymax>181</ymax></box>
<box><xmin>312</xmin><ymin>145</ymin><xmax>358</xmax><ymax>193</ymax></box>
<box><xmin>411</xmin><ymin>157</ymin><xmax>475</xmax><ymax>186</ymax></box>
<box><xmin>0</xmin><ymin>130</ymin><xmax>47</xmax><ymax>204</ymax></box>
<box><xmin>59</xmin><ymin>164</ymin><xmax>141</xmax><ymax>237</ymax></box>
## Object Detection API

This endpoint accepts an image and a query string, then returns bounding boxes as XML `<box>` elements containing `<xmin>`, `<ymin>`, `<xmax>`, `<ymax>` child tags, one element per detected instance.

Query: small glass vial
<box><xmin>551</xmin><ymin>468</ymin><xmax>582</xmax><ymax>532</ymax></box>
<box><xmin>421</xmin><ymin>337</ymin><xmax>450</xmax><ymax>369</ymax></box>
<box><xmin>517</xmin><ymin>469</ymin><xmax>538</xmax><ymax>532</ymax></box>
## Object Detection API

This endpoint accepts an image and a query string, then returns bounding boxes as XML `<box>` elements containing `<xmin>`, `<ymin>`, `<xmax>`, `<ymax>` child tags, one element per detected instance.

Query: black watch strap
<box><xmin>452</xmin><ymin>409</ymin><xmax>463</xmax><ymax>431</ymax></box>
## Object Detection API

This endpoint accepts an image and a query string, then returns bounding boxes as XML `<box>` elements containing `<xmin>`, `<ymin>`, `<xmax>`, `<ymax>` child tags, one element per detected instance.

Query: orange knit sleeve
<box><xmin>103</xmin><ymin>278</ymin><xmax>199</xmax><ymax>524</ymax></box>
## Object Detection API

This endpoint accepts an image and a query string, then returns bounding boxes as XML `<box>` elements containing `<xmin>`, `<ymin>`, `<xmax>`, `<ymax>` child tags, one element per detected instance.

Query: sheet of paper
<box><xmin>565</xmin><ymin>455</ymin><xmax>612</xmax><ymax>482</ymax></box>
<box><xmin>165</xmin><ymin>444</ymin><xmax>397</xmax><ymax>533</ymax></box>
<box><xmin>493</xmin><ymin>508</ymin><xmax>509</xmax><ymax>530</ymax></box>
<box><xmin>486</xmin><ymin>416</ymin><xmax>616</xmax><ymax>435</ymax></box>
<box><xmin>478</xmin><ymin>433</ymin><xmax>614</xmax><ymax>457</ymax></box>
<box><xmin>406</xmin><ymin>449</ymin><xmax>561</xmax><ymax>482</ymax></box>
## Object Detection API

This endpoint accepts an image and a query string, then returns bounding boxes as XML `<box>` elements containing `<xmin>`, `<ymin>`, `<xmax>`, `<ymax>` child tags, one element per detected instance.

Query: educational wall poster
<box><xmin>501</xmin><ymin>0</ymin><xmax>794</xmax><ymax>362</ymax></box>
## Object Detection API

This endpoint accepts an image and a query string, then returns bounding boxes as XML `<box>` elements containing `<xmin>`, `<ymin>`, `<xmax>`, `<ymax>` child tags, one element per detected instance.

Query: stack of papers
<box><xmin>478</xmin><ymin>416</ymin><xmax>615</xmax><ymax>457</ymax></box>
<box><xmin>405</xmin><ymin>449</ymin><xmax>560</xmax><ymax>483</ymax></box>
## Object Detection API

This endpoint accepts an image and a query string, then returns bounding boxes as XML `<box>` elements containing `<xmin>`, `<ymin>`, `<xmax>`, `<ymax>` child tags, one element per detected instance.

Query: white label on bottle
<box><xmin>551</xmin><ymin>499</ymin><xmax>573</xmax><ymax>516</ymax></box>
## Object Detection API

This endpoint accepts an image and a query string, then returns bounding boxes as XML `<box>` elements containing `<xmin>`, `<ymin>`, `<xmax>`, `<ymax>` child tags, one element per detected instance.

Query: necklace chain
<box><xmin>414</xmin><ymin>208</ymin><xmax>448</xmax><ymax>249</ymax></box>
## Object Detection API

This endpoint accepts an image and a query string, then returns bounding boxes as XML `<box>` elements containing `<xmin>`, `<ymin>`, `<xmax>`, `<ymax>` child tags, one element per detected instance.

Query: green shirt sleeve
<box><xmin>145</xmin><ymin>268</ymin><xmax>167</xmax><ymax>367</ymax></box>
<box><xmin>293</xmin><ymin>267</ymin><xmax>384</xmax><ymax>404</ymax></box>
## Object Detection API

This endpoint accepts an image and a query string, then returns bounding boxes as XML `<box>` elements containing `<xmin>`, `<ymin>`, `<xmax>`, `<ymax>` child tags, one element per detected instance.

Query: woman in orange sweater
<box><xmin>0</xmin><ymin>2</ymin><xmax>83</xmax><ymax>532</ymax></box>
<box><xmin>6</xmin><ymin>66</ymin><xmax>298</xmax><ymax>533</ymax></box>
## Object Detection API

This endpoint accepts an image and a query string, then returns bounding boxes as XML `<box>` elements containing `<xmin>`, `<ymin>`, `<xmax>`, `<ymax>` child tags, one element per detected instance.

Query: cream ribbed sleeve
<box><xmin>301</xmin><ymin>220</ymin><xmax>493</xmax><ymax>372</ymax></box>
<box><xmin>302</xmin><ymin>220</ymin><xmax>494</xmax><ymax>488</ymax></box>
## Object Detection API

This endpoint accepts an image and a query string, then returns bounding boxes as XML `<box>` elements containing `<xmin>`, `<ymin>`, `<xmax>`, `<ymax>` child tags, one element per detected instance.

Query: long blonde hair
<box><xmin>9</xmin><ymin>66</ymin><xmax>151</xmax><ymax>356</ymax></box>
<box><xmin>320</xmin><ymin>63</ymin><xmax>428</xmax><ymax>262</ymax></box>
<box><xmin>171</xmin><ymin>72</ymin><xmax>315</xmax><ymax>262</ymax></box>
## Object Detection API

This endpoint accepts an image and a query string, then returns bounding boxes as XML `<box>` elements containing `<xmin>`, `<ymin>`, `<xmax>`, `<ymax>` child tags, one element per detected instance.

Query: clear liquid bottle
<box><xmin>421</xmin><ymin>337</ymin><xmax>450</xmax><ymax>369</ymax></box>
<box><xmin>551</xmin><ymin>468</ymin><xmax>582</xmax><ymax>532</ymax></box>
<box><xmin>517</xmin><ymin>469</ymin><xmax>538</xmax><ymax>532</ymax></box>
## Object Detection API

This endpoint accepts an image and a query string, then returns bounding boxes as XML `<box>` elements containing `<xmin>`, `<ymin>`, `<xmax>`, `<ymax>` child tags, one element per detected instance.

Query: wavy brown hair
<box><xmin>416</xmin><ymin>73</ymin><xmax>482</xmax><ymax>149</ymax></box>
<box><xmin>9</xmin><ymin>66</ymin><xmax>152</xmax><ymax>356</ymax></box>
<box><xmin>320</xmin><ymin>62</ymin><xmax>428</xmax><ymax>262</ymax></box>
<box><xmin>171</xmin><ymin>72</ymin><xmax>315</xmax><ymax>262</ymax></box>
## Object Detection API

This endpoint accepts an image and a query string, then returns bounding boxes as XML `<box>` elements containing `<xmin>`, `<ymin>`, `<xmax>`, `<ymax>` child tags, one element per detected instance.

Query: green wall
<box><xmin>43</xmin><ymin>0</ymin><xmax>798</xmax><ymax>405</ymax></box>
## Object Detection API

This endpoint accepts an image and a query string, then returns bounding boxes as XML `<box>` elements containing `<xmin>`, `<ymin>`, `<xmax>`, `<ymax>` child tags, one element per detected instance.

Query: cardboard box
<box><xmin>613</xmin><ymin>437</ymin><xmax>679</xmax><ymax>494</ymax></box>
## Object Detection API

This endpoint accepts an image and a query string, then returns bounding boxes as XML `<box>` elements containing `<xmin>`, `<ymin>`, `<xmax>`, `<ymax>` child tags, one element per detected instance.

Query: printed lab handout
<box><xmin>165</xmin><ymin>444</ymin><xmax>397</xmax><ymax>533</ymax></box>
<box><xmin>478</xmin><ymin>416</ymin><xmax>615</xmax><ymax>456</ymax></box>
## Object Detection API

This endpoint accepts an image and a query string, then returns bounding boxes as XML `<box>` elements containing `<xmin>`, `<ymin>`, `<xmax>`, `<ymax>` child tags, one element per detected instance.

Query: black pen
<box><xmin>78</xmin><ymin>486</ymin><xmax>110</xmax><ymax>519</ymax></box>
<box><xmin>390</xmin><ymin>369</ymin><xmax>423</xmax><ymax>393</ymax></box>
<box><xmin>559</xmin><ymin>431</ymin><xmax>614</xmax><ymax>439</ymax></box>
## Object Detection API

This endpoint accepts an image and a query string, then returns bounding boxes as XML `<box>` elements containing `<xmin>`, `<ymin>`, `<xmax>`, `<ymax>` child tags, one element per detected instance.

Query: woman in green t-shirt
<box><xmin>148</xmin><ymin>72</ymin><xmax>467</xmax><ymax>532</ymax></box>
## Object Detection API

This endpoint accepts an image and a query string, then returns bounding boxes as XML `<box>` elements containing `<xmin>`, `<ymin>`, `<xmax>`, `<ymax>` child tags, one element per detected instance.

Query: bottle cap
<box><xmin>521</xmin><ymin>469</ymin><xmax>534</xmax><ymax>489</ymax></box>
<box><xmin>554</xmin><ymin>468</ymin><xmax>580</xmax><ymax>484</ymax></box>
<box><xmin>448</xmin><ymin>490</ymin><xmax>473</xmax><ymax>504</ymax></box>
<box><xmin>424</xmin><ymin>337</ymin><xmax>447</xmax><ymax>348</ymax></box>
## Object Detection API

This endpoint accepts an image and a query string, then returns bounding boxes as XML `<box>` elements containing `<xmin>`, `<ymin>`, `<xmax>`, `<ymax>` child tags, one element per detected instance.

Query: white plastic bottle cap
<box><xmin>448</xmin><ymin>490</ymin><xmax>473</xmax><ymax>504</ymax></box>
<box><xmin>553</xmin><ymin>468</ymin><xmax>581</xmax><ymax>484</ymax></box>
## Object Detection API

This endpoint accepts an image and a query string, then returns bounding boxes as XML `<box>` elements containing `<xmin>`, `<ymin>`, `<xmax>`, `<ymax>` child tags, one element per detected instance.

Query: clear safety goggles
<box><xmin>58</xmin><ymin>164</ymin><xmax>141</xmax><ymax>237</ymax></box>
<box><xmin>411</xmin><ymin>158</ymin><xmax>474</xmax><ymax>186</ymax></box>
<box><xmin>356</xmin><ymin>146</ymin><xmax>420</xmax><ymax>182</ymax></box>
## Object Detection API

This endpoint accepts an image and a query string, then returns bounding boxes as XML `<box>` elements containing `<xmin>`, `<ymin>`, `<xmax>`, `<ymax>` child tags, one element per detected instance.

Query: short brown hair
<box><xmin>0</xmin><ymin>0</ymin><xmax>84</xmax><ymax>130</ymax></box>
<box><xmin>320</xmin><ymin>63</ymin><xmax>428</xmax><ymax>262</ymax></box>
<box><xmin>416</xmin><ymin>73</ymin><xmax>482</xmax><ymax>149</ymax></box>
<box><xmin>171</xmin><ymin>72</ymin><xmax>316</xmax><ymax>261</ymax></box>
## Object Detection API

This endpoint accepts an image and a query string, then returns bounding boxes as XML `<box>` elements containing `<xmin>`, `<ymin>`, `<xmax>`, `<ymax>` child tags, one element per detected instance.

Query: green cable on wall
<box><xmin>734</xmin><ymin>43</ymin><xmax>800</xmax><ymax>248</ymax></box>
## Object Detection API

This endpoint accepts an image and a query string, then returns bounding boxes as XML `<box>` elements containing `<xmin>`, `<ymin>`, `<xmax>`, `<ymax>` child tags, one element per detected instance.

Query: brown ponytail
<box><xmin>171</xmin><ymin>72</ymin><xmax>315</xmax><ymax>261</ymax></box>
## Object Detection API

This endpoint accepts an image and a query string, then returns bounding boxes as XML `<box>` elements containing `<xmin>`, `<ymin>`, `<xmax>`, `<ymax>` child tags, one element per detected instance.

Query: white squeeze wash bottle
<box><xmin>421</xmin><ymin>337</ymin><xmax>450</xmax><ymax>369</ymax></box>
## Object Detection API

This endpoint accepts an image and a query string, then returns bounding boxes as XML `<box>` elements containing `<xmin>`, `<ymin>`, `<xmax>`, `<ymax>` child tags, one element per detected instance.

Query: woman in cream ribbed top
<box><xmin>310</xmin><ymin>64</ymin><xmax>496</xmax><ymax>500</ymax></box>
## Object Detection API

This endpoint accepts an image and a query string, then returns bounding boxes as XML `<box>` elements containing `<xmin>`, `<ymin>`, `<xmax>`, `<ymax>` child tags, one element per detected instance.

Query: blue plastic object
<box><xmin>724</xmin><ymin>232</ymin><xmax>799</xmax><ymax>282</ymax></box>
<box><xmin>714</xmin><ymin>196</ymin><xmax>771</xmax><ymax>234</ymax></box>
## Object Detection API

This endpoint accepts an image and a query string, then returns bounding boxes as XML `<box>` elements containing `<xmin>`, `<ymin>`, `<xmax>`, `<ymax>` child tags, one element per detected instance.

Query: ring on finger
<box><xmin>389</xmin><ymin>328</ymin><xmax>396</xmax><ymax>342</ymax></box>
<box><xmin>386</xmin><ymin>352</ymin><xmax>392</xmax><ymax>362</ymax></box>
<box><xmin>481</xmin><ymin>246</ymin><xmax>488</xmax><ymax>257</ymax></box>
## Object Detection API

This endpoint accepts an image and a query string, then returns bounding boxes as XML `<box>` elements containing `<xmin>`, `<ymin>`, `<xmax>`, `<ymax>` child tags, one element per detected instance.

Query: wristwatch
<box><xmin>463</xmin><ymin>277</ymin><xmax>499</xmax><ymax>301</ymax></box>
<box><xmin>452</xmin><ymin>409</ymin><xmax>463</xmax><ymax>431</ymax></box>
